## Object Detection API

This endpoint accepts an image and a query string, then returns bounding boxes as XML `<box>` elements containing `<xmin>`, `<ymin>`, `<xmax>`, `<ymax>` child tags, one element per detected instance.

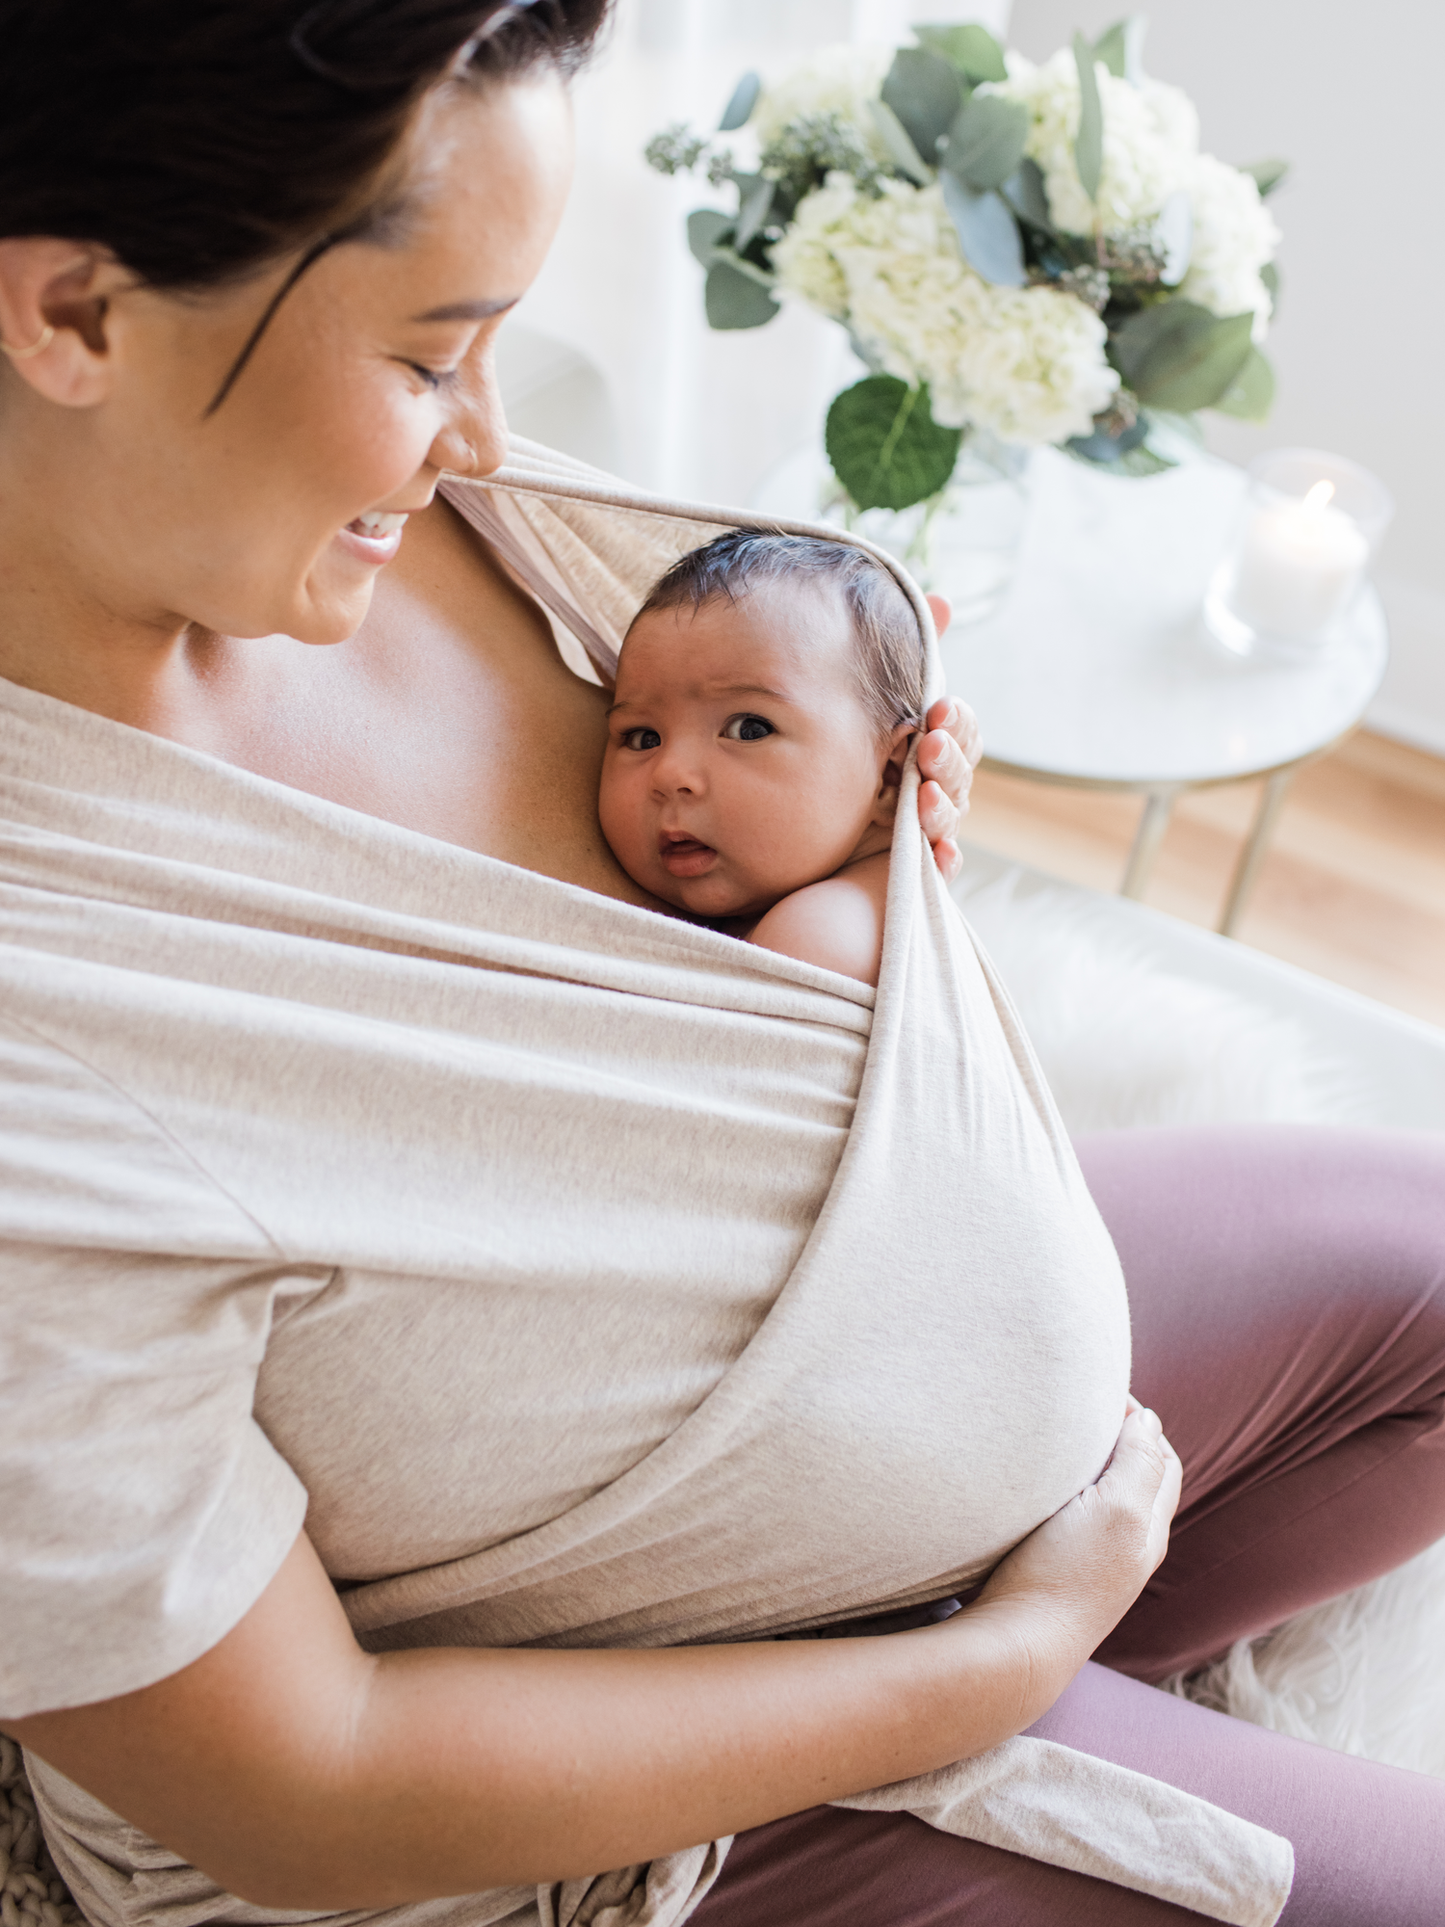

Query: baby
<box><xmin>598</xmin><ymin>530</ymin><xmax>931</xmax><ymax>987</ymax></box>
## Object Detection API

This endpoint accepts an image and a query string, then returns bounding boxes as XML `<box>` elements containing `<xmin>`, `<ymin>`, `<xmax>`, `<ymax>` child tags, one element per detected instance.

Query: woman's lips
<box><xmin>335</xmin><ymin>509</ymin><xmax>409</xmax><ymax>566</ymax></box>
<box><xmin>659</xmin><ymin>834</ymin><xmax>717</xmax><ymax>878</ymax></box>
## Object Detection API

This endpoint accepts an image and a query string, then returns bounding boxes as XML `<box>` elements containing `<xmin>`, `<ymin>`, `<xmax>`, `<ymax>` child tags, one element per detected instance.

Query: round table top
<box><xmin>938</xmin><ymin>449</ymin><xmax>1388</xmax><ymax>788</ymax></box>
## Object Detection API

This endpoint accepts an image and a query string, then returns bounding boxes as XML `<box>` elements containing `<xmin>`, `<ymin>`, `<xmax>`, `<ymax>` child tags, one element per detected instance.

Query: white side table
<box><xmin>930</xmin><ymin>450</ymin><xmax>1388</xmax><ymax>934</ymax></box>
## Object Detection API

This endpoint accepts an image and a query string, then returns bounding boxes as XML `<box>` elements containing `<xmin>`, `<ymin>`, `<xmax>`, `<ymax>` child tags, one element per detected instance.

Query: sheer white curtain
<box><xmin>509</xmin><ymin>0</ymin><xmax>1010</xmax><ymax>505</ymax></box>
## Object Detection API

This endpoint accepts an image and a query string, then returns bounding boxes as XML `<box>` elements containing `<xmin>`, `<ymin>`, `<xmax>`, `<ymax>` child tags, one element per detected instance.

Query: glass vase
<box><xmin>749</xmin><ymin>431</ymin><xmax>1032</xmax><ymax>627</ymax></box>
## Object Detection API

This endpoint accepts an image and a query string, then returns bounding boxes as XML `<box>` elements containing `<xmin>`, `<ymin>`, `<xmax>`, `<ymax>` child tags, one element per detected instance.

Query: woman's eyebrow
<box><xmin>410</xmin><ymin>296</ymin><xmax>520</xmax><ymax>322</ymax></box>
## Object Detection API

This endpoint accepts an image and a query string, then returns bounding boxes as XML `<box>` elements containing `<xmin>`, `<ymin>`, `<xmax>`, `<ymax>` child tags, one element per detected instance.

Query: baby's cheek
<box><xmin>598</xmin><ymin>764</ymin><xmax>649</xmax><ymax>871</ymax></box>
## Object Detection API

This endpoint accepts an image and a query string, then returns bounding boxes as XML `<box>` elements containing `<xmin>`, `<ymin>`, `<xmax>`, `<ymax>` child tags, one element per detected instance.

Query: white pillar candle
<box><xmin>1230</xmin><ymin>481</ymin><xmax>1369</xmax><ymax>641</ymax></box>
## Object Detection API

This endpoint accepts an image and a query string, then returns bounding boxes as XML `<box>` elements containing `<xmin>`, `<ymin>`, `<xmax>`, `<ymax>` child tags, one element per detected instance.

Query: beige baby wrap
<box><xmin>0</xmin><ymin>441</ymin><xmax>1290</xmax><ymax>1927</ymax></box>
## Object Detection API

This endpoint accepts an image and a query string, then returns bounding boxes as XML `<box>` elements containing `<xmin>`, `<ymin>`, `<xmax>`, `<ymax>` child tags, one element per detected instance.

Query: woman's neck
<box><xmin>0</xmin><ymin>483</ymin><xmax>657</xmax><ymax>901</ymax></box>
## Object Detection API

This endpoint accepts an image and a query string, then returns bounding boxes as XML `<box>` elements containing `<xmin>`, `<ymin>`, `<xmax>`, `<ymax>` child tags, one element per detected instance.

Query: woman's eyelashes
<box><xmin>403</xmin><ymin>361</ymin><xmax>461</xmax><ymax>391</ymax></box>
<box><xmin>722</xmin><ymin>713</ymin><xmax>776</xmax><ymax>742</ymax></box>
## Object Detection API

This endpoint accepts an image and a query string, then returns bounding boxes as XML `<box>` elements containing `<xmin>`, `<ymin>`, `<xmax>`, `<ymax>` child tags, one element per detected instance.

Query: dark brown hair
<box><xmin>635</xmin><ymin>528</ymin><xmax>927</xmax><ymax>736</ymax></box>
<box><xmin>0</xmin><ymin>1</ymin><xmax>609</xmax><ymax>405</ymax></box>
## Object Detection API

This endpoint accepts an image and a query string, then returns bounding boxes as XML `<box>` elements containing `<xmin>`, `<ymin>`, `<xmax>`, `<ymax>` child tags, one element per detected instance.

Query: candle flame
<box><xmin>1303</xmin><ymin>480</ymin><xmax>1335</xmax><ymax>511</ymax></box>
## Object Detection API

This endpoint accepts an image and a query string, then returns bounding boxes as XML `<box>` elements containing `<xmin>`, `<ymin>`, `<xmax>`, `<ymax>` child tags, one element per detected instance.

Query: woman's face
<box><xmin>76</xmin><ymin>75</ymin><xmax>574</xmax><ymax>646</ymax></box>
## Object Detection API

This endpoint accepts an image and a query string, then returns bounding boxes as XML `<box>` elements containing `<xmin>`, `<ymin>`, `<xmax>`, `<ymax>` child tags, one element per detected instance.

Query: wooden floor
<box><xmin>961</xmin><ymin>730</ymin><xmax>1445</xmax><ymax>1029</ymax></box>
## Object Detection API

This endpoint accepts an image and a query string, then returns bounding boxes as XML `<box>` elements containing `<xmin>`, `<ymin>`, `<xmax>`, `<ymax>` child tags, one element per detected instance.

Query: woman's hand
<box><xmin>973</xmin><ymin>1404</ymin><xmax>1183</xmax><ymax>1666</ymax></box>
<box><xmin>918</xmin><ymin>596</ymin><xmax>981</xmax><ymax>884</ymax></box>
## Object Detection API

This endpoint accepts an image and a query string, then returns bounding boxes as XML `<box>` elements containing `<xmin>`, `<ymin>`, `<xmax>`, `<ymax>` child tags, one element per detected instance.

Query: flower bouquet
<box><xmin>646</xmin><ymin>20</ymin><xmax>1285</xmax><ymax>530</ymax></box>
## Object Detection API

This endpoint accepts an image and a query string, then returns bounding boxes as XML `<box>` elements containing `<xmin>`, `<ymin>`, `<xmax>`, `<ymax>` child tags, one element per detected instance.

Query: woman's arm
<box><xmin>4</xmin><ymin>1410</ymin><xmax>1177</xmax><ymax>1912</ymax></box>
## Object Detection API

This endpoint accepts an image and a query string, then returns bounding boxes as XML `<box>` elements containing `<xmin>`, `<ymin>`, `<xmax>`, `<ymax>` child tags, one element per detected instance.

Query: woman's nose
<box><xmin>426</xmin><ymin>339</ymin><xmax>510</xmax><ymax>479</ymax></box>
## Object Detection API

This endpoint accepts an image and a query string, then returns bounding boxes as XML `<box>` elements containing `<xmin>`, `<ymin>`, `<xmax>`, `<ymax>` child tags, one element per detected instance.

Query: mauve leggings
<box><xmin>690</xmin><ymin>1127</ymin><xmax>1445</xmax><ymax>1926</ymax></box>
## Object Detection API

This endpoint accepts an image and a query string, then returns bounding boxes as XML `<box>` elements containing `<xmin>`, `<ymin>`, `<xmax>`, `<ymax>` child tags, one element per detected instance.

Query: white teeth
<box><xmin>352</xmin><ymin>510</ymin><xmax>408</xmax><ymax>535</ymax></box>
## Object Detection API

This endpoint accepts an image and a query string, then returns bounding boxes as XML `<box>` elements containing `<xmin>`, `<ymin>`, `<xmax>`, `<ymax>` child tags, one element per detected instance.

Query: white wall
<box><xmin>1009</xmin><ymin>0</ymin><xmax>1445</xmax><ymax>752</ymax></box>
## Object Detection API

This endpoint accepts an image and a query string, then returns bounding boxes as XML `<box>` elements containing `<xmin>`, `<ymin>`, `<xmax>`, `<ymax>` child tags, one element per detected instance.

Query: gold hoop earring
<box><xmin>0</xmin><ymin>324</ymin><xmax>55</xmax><ymax>362</ymax></box>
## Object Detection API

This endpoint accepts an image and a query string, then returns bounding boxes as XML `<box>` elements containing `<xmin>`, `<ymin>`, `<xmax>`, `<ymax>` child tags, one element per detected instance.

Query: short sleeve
<box><xmin>0</xmin><ymin>1240</ymin><xmax>312</xmax><ymax>1718</ymax></box>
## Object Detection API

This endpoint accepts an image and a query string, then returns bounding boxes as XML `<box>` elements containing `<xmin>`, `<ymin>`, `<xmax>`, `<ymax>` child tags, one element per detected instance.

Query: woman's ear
<box><xmin>0</xmin><ymin>239</ymin><xmax>126</xmax><ymax>408</ymax></box>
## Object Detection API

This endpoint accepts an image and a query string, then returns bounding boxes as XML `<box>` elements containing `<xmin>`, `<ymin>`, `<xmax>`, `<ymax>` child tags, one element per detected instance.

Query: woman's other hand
<box><xmin>974</xmin><ymin>1405</ymin><xmax>1183</xmax><ymax>1663</ymax></box>
<box><xmin>918</xmin><ymin>596</ymin><xmax>980</xmax><ymax>884</ymax></box>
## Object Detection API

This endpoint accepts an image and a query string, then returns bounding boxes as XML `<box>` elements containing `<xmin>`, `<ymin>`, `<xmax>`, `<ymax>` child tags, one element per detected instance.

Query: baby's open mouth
<box><xmin>659</xmin><ymin>832</ymin><xmax>717</xmax><ymax>878</ymax></box>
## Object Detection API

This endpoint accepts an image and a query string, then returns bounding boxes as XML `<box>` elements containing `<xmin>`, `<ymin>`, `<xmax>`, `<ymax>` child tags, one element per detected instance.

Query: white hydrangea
<box><xmin>1180</xmin><ymin>152</ymin><xmax>1281</xmax><ymax>340</ymax></box>
<box><xmin>751</xmin><ymin>44</ymin><xmax>896</xmax><ymax>161</ymax></box>
<box><xmin>772</xmin><ymin>174</ymin><xmax>1119</xmax><ymax>446</ymax></box>
<box><xmin>994</xmin><ymin>49</ymin><xmax>1279</xmax><ymax>337</ymax></box>
<box><xmin>994</xmin><ymin>49</ymin><xmax>1196</xmax><ymax>236</ymax></box>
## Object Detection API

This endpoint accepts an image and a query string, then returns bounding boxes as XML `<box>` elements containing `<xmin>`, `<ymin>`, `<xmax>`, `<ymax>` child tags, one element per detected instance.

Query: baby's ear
<box><xmin>871</xmin><ymin>721</ymin><xmax>917</xmax><ymax>824</ymax></box>
<box><xmin>878</xmin><ymin>719</ymin><xmax>916</xmax><ymax>789</ymax></box>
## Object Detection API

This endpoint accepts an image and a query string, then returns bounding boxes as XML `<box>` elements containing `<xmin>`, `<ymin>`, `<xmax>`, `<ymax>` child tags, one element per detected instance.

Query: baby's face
<box><xmin>599</xmin><ymin>577</ymin><xmax>896</xmax><ymax>921</ymax></box>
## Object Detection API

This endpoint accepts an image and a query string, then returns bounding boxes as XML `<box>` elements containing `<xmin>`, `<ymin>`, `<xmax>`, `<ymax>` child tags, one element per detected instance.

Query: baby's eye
<box><xmin>621</xmin><ymin>726</ymin><xmax>662</xmax><ymax>751</ymax></box>
<box><xmin>722</xmin><ymin>714</ymin><xmax>775</xmax><ymax>743</ymax></box>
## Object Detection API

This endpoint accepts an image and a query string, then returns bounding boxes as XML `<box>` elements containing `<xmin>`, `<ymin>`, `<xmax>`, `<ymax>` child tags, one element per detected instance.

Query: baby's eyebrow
<box><xmin>707</xmin><ymin>682</ymin><xmax>789</xmax><ymax>700</ymax></box>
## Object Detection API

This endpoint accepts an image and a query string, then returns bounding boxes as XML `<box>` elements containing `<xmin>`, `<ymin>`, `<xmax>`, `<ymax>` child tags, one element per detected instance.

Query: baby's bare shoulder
<box><xmin>747</xmin><ymin>854</ymin><xmax>890</xmax><ymax>987</ymax></box>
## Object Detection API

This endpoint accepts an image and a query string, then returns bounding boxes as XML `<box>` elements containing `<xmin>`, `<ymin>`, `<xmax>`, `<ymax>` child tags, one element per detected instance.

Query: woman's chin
<box><xmin>288</xmin><ymin>566</ymin><xmax>382</xmax><ymax>646</ymax></box>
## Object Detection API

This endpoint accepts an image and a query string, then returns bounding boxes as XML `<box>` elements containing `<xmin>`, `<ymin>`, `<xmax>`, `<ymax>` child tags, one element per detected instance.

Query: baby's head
<box><xmin>599</xmin><ymin>529</ymin><xmax>926</xmax><ymax>920</ymax></box>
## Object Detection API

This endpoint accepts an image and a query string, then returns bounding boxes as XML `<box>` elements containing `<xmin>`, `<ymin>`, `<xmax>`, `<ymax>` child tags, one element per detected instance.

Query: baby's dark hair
<box><xmin>634</xmin><ymin>529</ymin><xmax>927</xmax><ymax>737</ymax></box>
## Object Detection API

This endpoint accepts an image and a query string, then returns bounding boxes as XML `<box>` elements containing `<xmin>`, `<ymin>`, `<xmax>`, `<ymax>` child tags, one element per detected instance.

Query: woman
<box><xmin>1</xmin><ymin>5</ymin><xmax>1444</xmax><ymax>1924</ymax></box>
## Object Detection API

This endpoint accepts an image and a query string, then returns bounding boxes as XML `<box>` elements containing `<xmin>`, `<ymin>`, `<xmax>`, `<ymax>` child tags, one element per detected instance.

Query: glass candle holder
<box><xmin>1204</xmin><ymin>449</ymin><xmax>1393</xmax><ymax>659</ymax></box>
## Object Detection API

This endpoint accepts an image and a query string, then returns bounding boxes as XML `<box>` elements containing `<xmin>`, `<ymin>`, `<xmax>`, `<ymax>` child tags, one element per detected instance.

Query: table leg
<box><xmin>1218</xmin><ymin>768</ymin><xmax>1294</xmax><ymax>937</ymax></box>
<box><xmin>1121</xmin><ymin>790</ymin><xmax>1175</xmax><ymax>900</ymax></box>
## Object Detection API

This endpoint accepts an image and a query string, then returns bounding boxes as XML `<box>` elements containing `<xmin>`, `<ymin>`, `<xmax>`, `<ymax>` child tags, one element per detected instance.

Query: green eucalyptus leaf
<box><xmin>718</xmin><ymin>72</ymin><xmax>761</xmax><ymax>132</ymax></box>
<box><xmin>704</xmin><ymin>258</ymin><xmax>780</xmax><ymax>329</ymax></box>
<box><xmin>1073</xmin><ymin>33</ymin><xmax>1104</xmax><ymax>200</ymax></box>
<box><xmin>882</xmin><ymin>47</ymin><xmax>964</xmax><ymax>165</ymax></box>
<box><xmin>869</xmin><ymin>98</ymin><xmax>933</xmax><ymax>185</ymax></box>
<box><xmin>825</xmin><ymin>375</ymin><xmax>961</xmax><ymax>512</ymax></box>
<box><xmin>709</xmin><ymin>245</ymin><xmax>776</xmax><ymax>288</ymax></box>
<box><xmin>687</xmin><ymin>208</ymin><xmax>734</xmax><ymax>267</ymax></box>
<box><xmin>732</xmin><ymin>172</ymin><xmax>776</xmax><ymax>252</ymax></box>
<box><xmin>1214</xmin><ymin>345</ymin><xmax>1276</xmax><ymax>421</ymax></box>
<box><xmin>1156</xmin><ymin>189</ymin><xmax>1192</xmax><ymax>286</ymax></box>
<box><xmin>941</xmin><ymin>173</ymin><xmax>1027</xmax><ymax>285</ymax></box>
<box><xmin>941</xmin><ymin>92</ymin><xmax>1031</xmax><ymax>191</ymax></box>
<box><xmin>1093</xmin><ymin>16</ymin><xmax>1147</xmax><ymax>84</ymax></box>
<box><xmin>912</xmin><ymin>23</ymin><xmax>1007</xmax><ymax>83</ymax></box>
<box><xmin>1111</xmin><ymin>300</ymin><xmax>1254</xmax><ymax>411</ymax></box>
<box><xmin>1245</xmin><ymin>158</ymin><xmax>1289</xmax><ymax>197</ymax></box>
<box><xmin>1002</xmin><ymin>156</ymin><xmax>1053</xmax><ymax>230</ymax></box>
<box><xmin>1261</xmin><ymin>259</ymin><xmax>1280</xmax><ymax>307</ymax></box>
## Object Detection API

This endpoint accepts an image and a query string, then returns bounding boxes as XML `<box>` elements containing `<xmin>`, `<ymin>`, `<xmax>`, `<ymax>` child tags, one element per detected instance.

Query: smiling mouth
<box><xmin>659</xmin><ymin>833</ymin><xmax>718</xmax><ymax>878</ymax></box>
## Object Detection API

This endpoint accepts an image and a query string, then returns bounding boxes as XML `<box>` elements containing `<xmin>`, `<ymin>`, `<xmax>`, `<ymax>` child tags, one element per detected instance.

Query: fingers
<box><xmin>924</xmin><ymin>697</ymin><xmax>983</xmax><ymax>770</ymax></box>
<box><xmin>917</xmin><ymin>696</ymin><xmax>980</xmax><ymax>880</ymax></box>
<box><xmin>918</xmin><ymin>777</ymin><xmax>961</xmax><ymax>857</ymax></box>
<box><xmin>931</xmin><ymin>837</ymin><xmax>962</xmax><ymax>883</ymax></box>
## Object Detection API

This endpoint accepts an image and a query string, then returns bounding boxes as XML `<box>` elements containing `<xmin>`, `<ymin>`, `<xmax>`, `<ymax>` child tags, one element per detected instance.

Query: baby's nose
<box><xmin>651</xmin><ymin>746</ymin><xmax>701</xmax><ymax>795</ymax></box>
